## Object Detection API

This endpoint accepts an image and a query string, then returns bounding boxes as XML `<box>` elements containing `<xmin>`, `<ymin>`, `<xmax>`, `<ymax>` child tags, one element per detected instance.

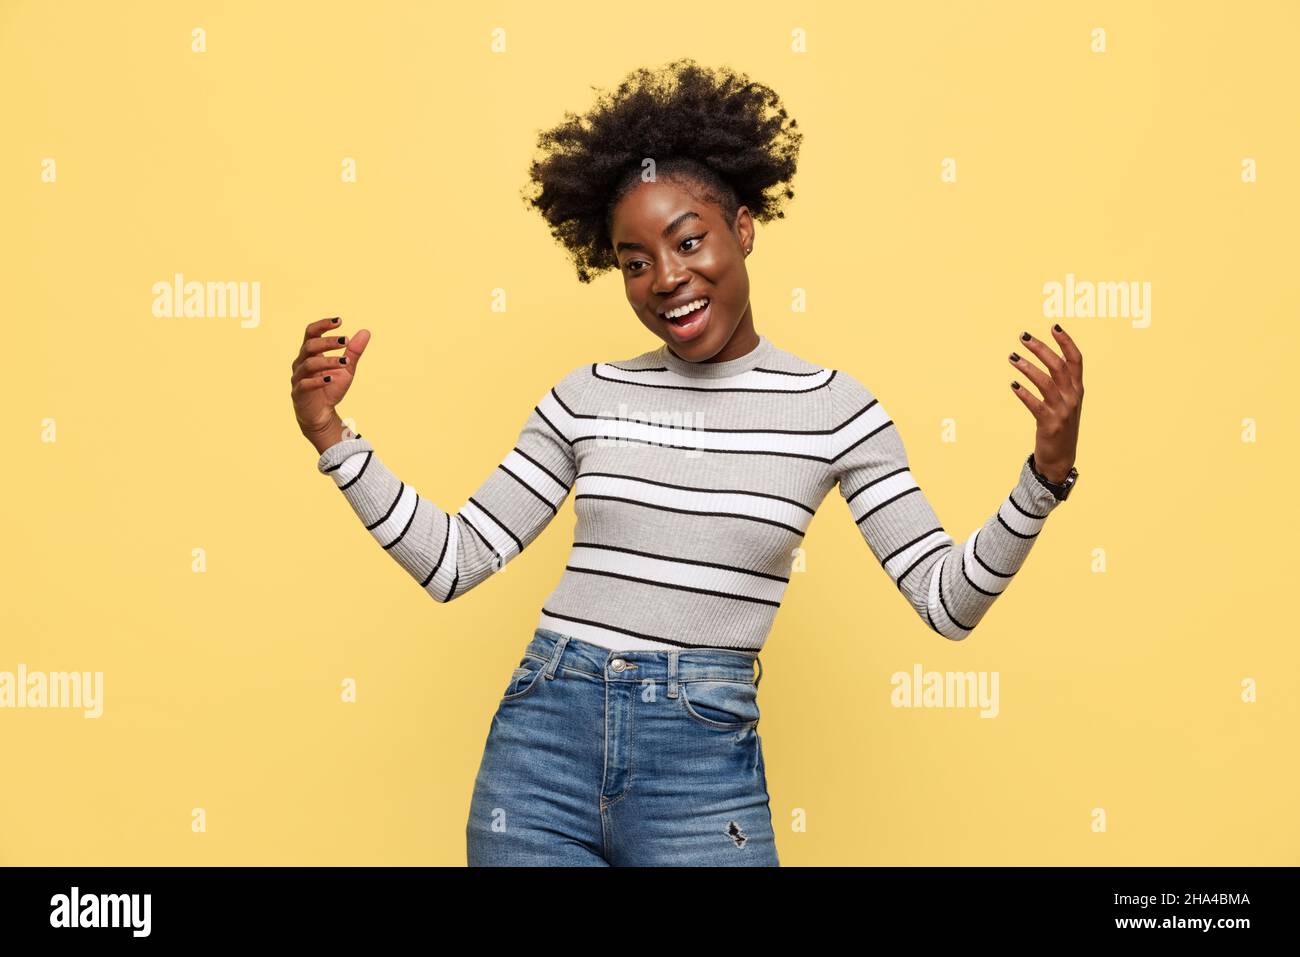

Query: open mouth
<box><xmin>660</xmin><ymin>297</ymin><xmax>710</xmax><ymax>340</ymax></box>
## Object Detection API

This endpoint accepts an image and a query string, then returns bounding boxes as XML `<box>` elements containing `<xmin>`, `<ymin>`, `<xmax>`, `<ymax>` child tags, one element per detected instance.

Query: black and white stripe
<box><xmin>317</xmin><ymin>340</ymin><xmax>1063</xmax><ymax>652</ymax></box>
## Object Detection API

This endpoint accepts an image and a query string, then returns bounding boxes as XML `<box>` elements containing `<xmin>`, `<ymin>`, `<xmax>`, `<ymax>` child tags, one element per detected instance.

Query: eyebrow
<box><xmin>614</xmin><ymin>211</ymin><xmax>702</xmax><ymax>254</ymax></box>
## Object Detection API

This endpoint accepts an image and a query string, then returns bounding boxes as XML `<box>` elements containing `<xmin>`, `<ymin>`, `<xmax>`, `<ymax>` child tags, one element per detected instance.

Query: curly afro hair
<box><xmin>520</xmin><ymin>58</ymin><xmax>803</xmax><ymax>284</ymax></box>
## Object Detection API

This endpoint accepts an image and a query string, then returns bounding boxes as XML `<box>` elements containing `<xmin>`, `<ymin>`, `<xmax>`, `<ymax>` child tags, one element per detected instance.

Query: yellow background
<box><xmin>3</xmin><ymin>0</ymin><xmax>1296</xmax><ymax>865</ymax></box>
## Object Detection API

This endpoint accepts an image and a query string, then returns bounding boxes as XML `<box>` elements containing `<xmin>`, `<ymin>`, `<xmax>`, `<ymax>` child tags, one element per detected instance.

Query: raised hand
<box><xmin>290</xmin><ymin>317</ymin><xmax>371</xmax><ymax>453</ymax></box>
<box><xmin>1008</xmin><ymin>324</ymin><xmax>1083</xmax><ymax>482</ymax></box>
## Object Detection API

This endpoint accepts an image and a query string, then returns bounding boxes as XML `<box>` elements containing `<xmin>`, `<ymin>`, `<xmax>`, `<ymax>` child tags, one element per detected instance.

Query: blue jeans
<box><xmin>466</xmin><ymin>628</ymin><xmax>779</xmax><ymax>866</ymax></box>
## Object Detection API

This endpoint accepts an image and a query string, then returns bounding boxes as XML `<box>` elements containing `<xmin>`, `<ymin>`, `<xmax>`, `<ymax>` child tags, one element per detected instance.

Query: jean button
<box><xmin>610</xmin><ymin>659</ymin><xmax>627</xmax><ymax>672</ymax></box>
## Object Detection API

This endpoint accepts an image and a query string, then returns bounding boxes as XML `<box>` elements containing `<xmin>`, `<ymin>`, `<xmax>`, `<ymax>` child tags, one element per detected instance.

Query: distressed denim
<box><xmin>466</xmin><ymin>628</ymin><xmax>779</xmax><ymax>866</ymax></box>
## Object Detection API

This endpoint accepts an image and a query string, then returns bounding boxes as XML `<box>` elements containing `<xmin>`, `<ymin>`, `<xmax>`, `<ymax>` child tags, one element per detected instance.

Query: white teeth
<box><xmin>664</xmin><ymin>298</ymin><xmax>708</xmax><ymax>320</ymax></box>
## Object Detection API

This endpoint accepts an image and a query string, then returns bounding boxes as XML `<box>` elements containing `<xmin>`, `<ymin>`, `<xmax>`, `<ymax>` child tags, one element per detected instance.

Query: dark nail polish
<box><xmin>1053</xmin><ymin>323</ymin><xmax>1062</xmax><ymax>332</ymax></box>
<box><xmin>1009</xmin><ymin>352</ymin><xmax>1020</xmax><ymax>361</ymax></box>
<box><xmin>324</xmin><ymin>375</ymin><xmax>332</xmax><ymax>382</ymax></box>
<box><xmin>339</xmin><ymin>357</ymin><xmax>347</xmax><ymax>364</ymax></box>
<box><xmin>1011</xmin><ymin>381</ymin><xmax>1020</xmax><ymax>390</ymax></box>
<box><xmin>331</xmin><ymin>317</ymin><xmax>340</xmax><ymax>323</ymax></box>
<box><xmin>338</xmin><ymin>336</ymin><xmax>345</xmax><ymax>344</ymax></box>
<box><xmin>1021</xmin><ymin>331</ymin><xmax>1031</xmax><ymax>341</ymax></box>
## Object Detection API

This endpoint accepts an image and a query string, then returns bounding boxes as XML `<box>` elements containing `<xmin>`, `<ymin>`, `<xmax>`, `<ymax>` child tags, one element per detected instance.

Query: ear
<box><xmin>734</xmin><ymin>205</ymin><xmax>755</xmax><ymax>253</ymax></box>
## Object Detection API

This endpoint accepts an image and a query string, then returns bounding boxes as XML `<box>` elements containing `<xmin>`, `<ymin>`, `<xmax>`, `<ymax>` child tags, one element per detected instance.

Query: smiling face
<box><xmin>610</xmin><ymin>175</ymin><xmax>759</xmax><ymax>363</ymax></box>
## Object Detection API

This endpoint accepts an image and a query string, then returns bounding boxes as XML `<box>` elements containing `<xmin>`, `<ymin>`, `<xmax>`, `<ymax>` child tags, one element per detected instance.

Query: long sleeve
<box><xmin>827</xmin><ymin>370</ymin><xmax>1063</xmax><ymax>639</ymax></box>
<box><xmin>315</xmin><ymin>365</ymin><xmax>585</xmax><ymax>602</ymax></box>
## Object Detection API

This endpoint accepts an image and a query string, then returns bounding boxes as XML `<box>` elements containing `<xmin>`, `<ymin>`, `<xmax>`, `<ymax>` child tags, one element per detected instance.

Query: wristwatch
<box><xmin>1027</xmin><ymin>452</ymin><xmax>1078</xmax><ymax>501</ymax></box>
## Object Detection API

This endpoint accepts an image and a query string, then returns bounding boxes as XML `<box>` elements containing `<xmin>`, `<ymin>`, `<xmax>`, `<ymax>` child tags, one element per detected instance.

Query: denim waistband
<box><xmin>526</xmin><ymin>628</ymin><xmax>763</xmax><ymax>688</ymax></box>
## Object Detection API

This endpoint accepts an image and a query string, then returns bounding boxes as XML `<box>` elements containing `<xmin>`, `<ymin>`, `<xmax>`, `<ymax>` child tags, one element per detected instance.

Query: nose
<box><xmin>651</xmin><ymin>257</ymin><xmax>689</xmax><ymax>296</ymax></box>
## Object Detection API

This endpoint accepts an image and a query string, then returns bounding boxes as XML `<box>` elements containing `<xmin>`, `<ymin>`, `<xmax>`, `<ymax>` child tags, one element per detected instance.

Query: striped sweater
<box><xmin>316</xmin><ymin>334</ymin><xmax>1063</xmax><ymax>651</ymax></box>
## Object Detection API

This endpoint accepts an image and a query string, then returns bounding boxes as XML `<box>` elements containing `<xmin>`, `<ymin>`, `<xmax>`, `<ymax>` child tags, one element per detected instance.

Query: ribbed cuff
<box><xmin>1017</xmin><ymin>456</ymin><xmax>1064</xmax><ymax>513</ymax></box>
<box><xmin>317</xmin><ymin>437</ymin><xmax>374</xmax><ymax>474</ymax></box>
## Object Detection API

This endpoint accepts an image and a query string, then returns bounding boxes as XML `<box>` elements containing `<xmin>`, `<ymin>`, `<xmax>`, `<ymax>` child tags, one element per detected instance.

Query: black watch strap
<box><xmin>1028</xmin><ymin>453</ymin><xmax>1078</xmax><ymax>501</ymax></box>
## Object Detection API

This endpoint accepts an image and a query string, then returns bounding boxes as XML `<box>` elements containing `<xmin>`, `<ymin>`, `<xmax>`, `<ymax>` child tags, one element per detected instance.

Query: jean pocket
<box><xmin>678</xmin><ymin>678</ymin><xmax>760</xmax><ymax>730</ymax></box>
<box><xmin>501</xmin><ymin>652</ymin><xmax>548</xmax><ymax>702</ymax></box>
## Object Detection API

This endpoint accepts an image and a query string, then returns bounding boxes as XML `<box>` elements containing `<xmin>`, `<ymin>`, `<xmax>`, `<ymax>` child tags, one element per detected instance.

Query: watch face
<box><xmin>1059</xmin><ymin>469</ymin><xmax>1077</xmax><ymax>499</ymax></box>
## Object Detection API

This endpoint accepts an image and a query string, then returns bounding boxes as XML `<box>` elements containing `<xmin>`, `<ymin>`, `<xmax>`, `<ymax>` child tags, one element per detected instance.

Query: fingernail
<box><xmin>338</xmin><ymin>336</ymin><xmax>346</xmax><ymax>344</ymax></box>
<box><xmin>1011</xmin><ymin>381</ymin><xmax>1020</xmax><ymax>390</ymax></box>
<box><xmin>1020</xmin><ymin>331</ymin><xmax>1031</xmax><ymax>341</ymax></box>
<box><xmin>331</xmin><ymin>317</ymin><xmax>340</xmax><ymax>323</ymax></box>
<box><xmin>1053</xmin><ymin>323</ymin><xmax>1063</xmax><ymax>332</ymax></box>
<box><xmin>339</xmin><ymin>357</ymin><xmax>347</xmax><ymax>364</ymax></box>
<box><xmin>324</xmin><ymin>375</ymin><xmax>332</xmax><ymax>382</ymax></box>
<box><xmin>1009</xmin><ymin>352</ymin><xmax>1020</xmax><ymax>361</ymax></box>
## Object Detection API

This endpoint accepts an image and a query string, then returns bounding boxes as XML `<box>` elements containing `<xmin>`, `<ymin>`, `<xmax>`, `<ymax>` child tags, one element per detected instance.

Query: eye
<box><xmin>623</xmin><ymin>234</ymin><xmax>706</xmax><ymax>274</ymax></box>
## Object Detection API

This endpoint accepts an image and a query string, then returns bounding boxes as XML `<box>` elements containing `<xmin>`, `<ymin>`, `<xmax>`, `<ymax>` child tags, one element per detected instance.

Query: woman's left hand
<box><xmin>1009</xmin><ymin>325</ymin><xmax>1083</xmax><ymax>483</ymax></box>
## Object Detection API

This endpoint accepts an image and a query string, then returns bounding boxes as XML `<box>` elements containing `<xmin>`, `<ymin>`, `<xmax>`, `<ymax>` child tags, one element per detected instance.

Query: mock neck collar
<box><xmin>657</xmin><ymin>334</ymin><xmax>773</xmax><ymax>379</ymax></box>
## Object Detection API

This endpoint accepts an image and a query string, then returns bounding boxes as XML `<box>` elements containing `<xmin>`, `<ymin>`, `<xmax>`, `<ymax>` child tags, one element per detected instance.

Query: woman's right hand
<box><xmin>291</xmin><ymin>317</ymin><xmax>371</xmax><ymax>454</ymax></box>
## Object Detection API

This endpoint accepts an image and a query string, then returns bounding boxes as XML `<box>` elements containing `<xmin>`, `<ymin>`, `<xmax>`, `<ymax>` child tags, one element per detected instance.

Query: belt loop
<box><xmin>544</xmin><ymin>634</ymin><xmax>569</xmax><ymax>680</ymax></box>
<box><xmin>667</xmin><ymin>650</ymin><xmax>679</xmax><ymax>698</ymax></box>
<box><xmin>754</xmin><ymin>655</ymin><xmax>763</xmax><ymax>688</ymax></box>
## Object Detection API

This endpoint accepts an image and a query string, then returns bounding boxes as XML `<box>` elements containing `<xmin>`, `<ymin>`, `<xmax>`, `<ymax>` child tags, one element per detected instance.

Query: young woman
<box><xmin>289</xmin><ymin>59</ymin><xmax>1084</xmax><ymax>866</ymax></box>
